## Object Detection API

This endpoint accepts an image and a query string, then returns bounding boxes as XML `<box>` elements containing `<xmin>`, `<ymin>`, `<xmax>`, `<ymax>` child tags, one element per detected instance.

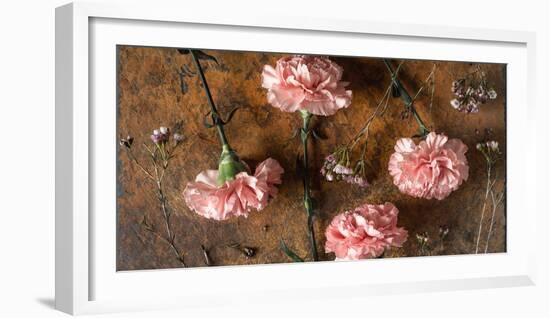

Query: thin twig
<box><xmin>347</xmin><ymin>62</ymin><xmax>404</xmax><ymax>150</ymax></box>
<box><xmin>383</xmin><ymin>59</ymin><xmax>430</xmax><ymax>137</ymax></box>
<box><xmin>125</xmin><ymin>149</ymin><xmax>155</xmax><ymax>180</ymax></box>
<box><xmin>411</xmin><ymin>64</ymin><xmax>437</xmax><ymax>102</ymax></box>
<box><xmin>484</xmin><ymin>190</ymin><xmax>504</xmax><ymax>253</ymax></box>
<box><xmin>475</xmin><ymin>163</ymin><xmax>492</xmax><ymax>254</ymax></box>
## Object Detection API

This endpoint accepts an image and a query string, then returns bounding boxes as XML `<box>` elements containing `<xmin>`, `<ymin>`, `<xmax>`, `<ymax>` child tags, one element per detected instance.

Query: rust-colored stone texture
<box><xmin>116</xmin><ymin>46</ymin><xmax>506</xmax><ymax>270</ymax></box>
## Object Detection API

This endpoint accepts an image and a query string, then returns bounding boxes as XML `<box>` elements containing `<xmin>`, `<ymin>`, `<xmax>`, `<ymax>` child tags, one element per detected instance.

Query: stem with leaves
<box><xmin>383</xmin><ymin>59</ymin><xmax>431</xmax><ymax>138</ymax></box>
<box><xmin>189</xmin><ymin>50</ymin><xmax>230</xmax><ymax>148</ymax></box>
<box><xmin>300</xmin><ymin>110</ymin><xmax>319</xmax><ymax>261</ymax></box>
<box><xmin>189</xmin><ymin>49</ymin><xmax>247</xmax><ymax>185</ymax></box>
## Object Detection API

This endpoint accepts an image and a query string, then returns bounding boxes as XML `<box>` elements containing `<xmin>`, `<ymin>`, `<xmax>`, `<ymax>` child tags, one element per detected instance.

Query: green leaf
<box><xmin>177</xmin><ymin>48</ymin><xmax>219</xmax><ymax>64</ymax></box>
<box><xmin>222</xmin><ymin>106</ymin><xmax>241</xmax><ymax>125</ymax></box>
<box><xmin>280</xmin><ymin>240</ymin><xmax>304</xmax><ymax>262</ymax></box>
<box><xmin>311</xmin><ymin>129</ymin><xmax>325</xmax><ymax>140</ymax></box>
<box><xmin>202</xmin><ymin>112</ymin><xmax>214</xmax><ymax>128</ymax></box>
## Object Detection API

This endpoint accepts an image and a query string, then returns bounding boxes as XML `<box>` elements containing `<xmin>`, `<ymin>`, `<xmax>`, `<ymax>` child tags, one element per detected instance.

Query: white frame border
<box><xmin>55</xmin><ymin>1</ymin><xmax>537</xmax><ymax>315</ymax></box>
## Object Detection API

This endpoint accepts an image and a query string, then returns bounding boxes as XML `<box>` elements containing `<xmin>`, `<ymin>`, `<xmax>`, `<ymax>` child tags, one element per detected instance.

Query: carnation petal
<box><xmin>183</xmin><ymin>158</ymin><xmax>284</xmax><ymax>220</ymax></box>
<box><xmin>261</xmin><ymin>65</ymin><xmax>280</xmax><ymax>89</ymax></box>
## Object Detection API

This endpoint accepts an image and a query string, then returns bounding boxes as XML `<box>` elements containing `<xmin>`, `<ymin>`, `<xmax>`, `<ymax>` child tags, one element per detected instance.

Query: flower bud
<box><xmin>487</xmin><ymin>140</ymin><xmax>499</xmax><ymax>152</ymax></box>
<box><xmin>488</xmin><ymin>89</ymin><xmax>497</xmax><ymax>100</ymax></box>
<box><xmin>217</xmin><ymin>145</ymin><xmax>248</xmax><ymax>185</ymax></box>
<box><xmin>173</xmin><ymin>133</ymin><xmax>184</xmax><ymax>143</ymax></box>
<box><xmin>476</xmin><ymin>143</ymin><xmax>483</xmax><ymax>151</ymax></box>
<box><xmin>450</xmin><ymin>99</ymin><xmax>461</xmax><ymax>109</ymax></box>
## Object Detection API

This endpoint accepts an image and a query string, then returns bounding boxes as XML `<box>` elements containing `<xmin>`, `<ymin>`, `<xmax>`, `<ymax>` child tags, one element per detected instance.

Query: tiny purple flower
<box><xmin>488</xmin><ymin>89</ymin><xmax>497</xmax><ymax>100</ymax></box>
<box><xmin>450</xmin><ymin>99</ymin><xmax>461</xmax><ymax>109</ymax></box>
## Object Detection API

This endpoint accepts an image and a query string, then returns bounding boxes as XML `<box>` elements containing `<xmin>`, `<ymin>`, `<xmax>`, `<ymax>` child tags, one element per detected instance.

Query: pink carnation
<box><xmin>325</xmin><ymin>202</ymin><xmax>408</xmax><ymax>260</ymax></box>
<box><xmin>388</xmin><ymin>132</ymin><xmax>469</xmax><ymax>200</ymax></box>
<box><xmin>261</xmin><ymin>55</ymin><xmax>352</xmax><ymax>116</ymax></box>
<box><xmin>183</xmin><ymin>158</ymin><xmax>284</xmax><ymax>220</ymax></box>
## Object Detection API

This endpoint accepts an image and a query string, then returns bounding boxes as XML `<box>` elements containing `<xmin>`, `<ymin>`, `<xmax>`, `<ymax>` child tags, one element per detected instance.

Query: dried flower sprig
<box><xmin>415</xmin><ymin>232</ymin><xmax>430</xmax><ymax>256</ymax></box>
<box><xmin>320</xmin><ymin>147</ymin><xmax>369</xmax><ymax>188</ymax></box>
<box><xmin>474</xmin><ymin>139</ymin><xmax>504</xmax><ymax>253</ymax></box>
<box><xmin>320</xmin><ymin>63</ymin><xmax>404</xmax><ymax>188</ymax></box>
<box><xmin>450</xmin><ymin>66</ymin><xmax>497</xmax><ymax>113</ymax></box>
<box><xmin>415</xmin><ymin>226</ymin><xmax>450</xmax><ymax>256</ymax></box>
<box><xmin>120</xmin><ymin>125</ymin><xmax>186</xmax><ymax>266</ymax></box>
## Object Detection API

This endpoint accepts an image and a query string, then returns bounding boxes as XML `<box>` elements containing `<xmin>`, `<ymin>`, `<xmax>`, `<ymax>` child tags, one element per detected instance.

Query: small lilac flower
<box><xmin>173</xmin><ymin>133</ymin><xmax>184</xmax><ymax>143</ymax></box>
<box><xmin>151</xmin><ymin>133</ymin><xmax>162</xmax><ymax>144</ymax></box>
<box><xmin>343</xmin><ymin>175</ymin><xmax>354</xmax><ymax>183</ymax></box>
<box><xmin>450</xmin><ymin>71</ymin><xmax>497</xmax><ymax>114</ymax></box>
<box><xmin>150</xmin><ymin>127</ymin><xmax>170</xmax><ymax>144</ymax></box>
<box><xmin>487</xmin><ymin>141</ymin><xmax>499</xmax><ymax>152</ymax></box>
<box><xmin>450</xmin><ymin>99</ymin><xmax>461</xmax><ymax>109</ymax></box>
<box><xmin>334</xmin><ymin>164</ymin><xmax>353</xmax><ymax>175</ymax></box>
<box><xmin>353</xmin><ymin>175</ymin><xmax>369</xmax><ymax>188</ymax></box>
<box><xmin>488</xmin><ymin>89</ymin><xmax>497</xmax><ymax>100</ymax></box>
<box><xmin>476</xmin><ymin>143</ymin><xmax>483</xmax><ymax>151</ymax></box>
<box><xmin>321</xmin><ymin>148</ymin><xmax>369</xmax><ymax>188</ymax></box>
<box><xmin>477</xmin><ymin>139</ymin><xmax>500</xmax><ymax>163</ymax></box>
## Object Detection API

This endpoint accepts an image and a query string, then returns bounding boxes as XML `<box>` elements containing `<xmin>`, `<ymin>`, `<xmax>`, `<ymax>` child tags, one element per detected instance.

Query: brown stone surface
<box><xmin>116</xmin><ymin>46</ymin><xmax>506</xmax><ymax>270</ymax></box>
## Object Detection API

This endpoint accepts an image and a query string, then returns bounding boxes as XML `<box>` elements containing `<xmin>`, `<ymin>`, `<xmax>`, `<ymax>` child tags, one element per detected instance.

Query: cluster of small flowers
<box><xmin>119</xmin><ymin>135</ymin><xmax>134</xmax><ymax>149</ymax></box>
<box><xmin>320</xmin><ymin>154</ymin><xmax>369</xmax><ymax>188</ymax></box>
<box><xmin>150</xmin><ymin>126</ymin><xmax>184</xmax><ymax>145</ymax></box>
<box><xmin>450</xmin><ymin>79</ymin><xmax>497</xmax><ymax>113</ymax></box>
<box><xmin>476</xmin><ymin>140</ymin><xmax>500</xmax><ymax>163</ymax></box>
<box><xmin>150</xmin><ymin>126</ymin><xmax>170</xmax><ymax>144</ymax></box>
<box><xmin>415</xmin><ymin>232</ymin><xmax>429</xmax><ymax>245</ymax></box>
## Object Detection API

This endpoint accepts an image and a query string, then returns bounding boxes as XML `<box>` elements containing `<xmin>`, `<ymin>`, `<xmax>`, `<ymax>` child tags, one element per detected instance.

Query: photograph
<box><xmin>116</xmin><ymin>46</ymin><xmax>506</xmax><ymax>270</ymax></box>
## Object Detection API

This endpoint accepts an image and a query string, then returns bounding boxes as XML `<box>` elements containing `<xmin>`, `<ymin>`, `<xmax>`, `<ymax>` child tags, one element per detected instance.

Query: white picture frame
<box><xmin>55</xmin><ymin>1</ymin><xmax>537</xmax><ymax>315</ymax></box>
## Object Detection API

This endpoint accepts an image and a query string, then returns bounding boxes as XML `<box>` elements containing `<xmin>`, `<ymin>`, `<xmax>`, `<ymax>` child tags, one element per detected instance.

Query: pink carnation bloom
<box><xmin>388</xmin><ymin>132</ymin><xmax>469</xmax><ymax>200</ymax></box>
<box><xmin>261</xmin><ymin>55</ymin><xmax>352</xmax><ymax>116</ymax></box>
<box><xmin>183</xmin><ymin>158</ymin><xmax>284</xmax><ymax>220</ymax></box>
<box><xmin>325</xmin><ymin>202</ymin><xmax>408</xmax><ymax>260</ymax></box>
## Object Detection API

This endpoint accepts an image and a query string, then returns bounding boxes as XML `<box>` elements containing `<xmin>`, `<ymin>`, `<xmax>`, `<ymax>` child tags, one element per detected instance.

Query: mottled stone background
<box><xmin>116</xmin><ymin>46</ymin><xmax>506</xmax><ymax>270</ymax></box>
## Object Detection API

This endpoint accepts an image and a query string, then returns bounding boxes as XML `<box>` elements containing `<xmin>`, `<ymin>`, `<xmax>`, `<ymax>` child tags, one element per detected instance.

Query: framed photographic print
<box><xmin>56</xmin><ymin>1</ymin><xmax>537</xmax><ymax>315</ymax></box>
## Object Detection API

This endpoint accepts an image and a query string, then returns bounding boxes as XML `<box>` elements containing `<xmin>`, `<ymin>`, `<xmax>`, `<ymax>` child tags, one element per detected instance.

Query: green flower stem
<box><xmin>383</xmin><ymin>59</ymin><xmax>430</xmax><ymax>137</ymax></box>
<box><xmin>190</xmin><ymin>49</ymin><xmax>231</xmax><ymax>148</ymax></box>
<box><xmin>190</xmin><ymin>49</ymin><xmax>247</xmax><ymax>184</ymax></box>
<box><xmin>300</xmin><ymin>110</ymin><xmax>319</xmax><ymax>261</ymax></box>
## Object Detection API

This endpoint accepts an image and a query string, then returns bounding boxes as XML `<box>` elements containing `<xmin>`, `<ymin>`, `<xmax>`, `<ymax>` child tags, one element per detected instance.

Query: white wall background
<box><xmin>0</xmin><ymin>0</ymin><xmax>547</xmax><ymax>317</ymax></box>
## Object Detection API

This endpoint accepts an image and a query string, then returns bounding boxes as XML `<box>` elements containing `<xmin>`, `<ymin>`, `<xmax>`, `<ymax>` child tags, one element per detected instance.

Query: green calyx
<box><xmin>217</xmin><ymin>144</ymin><xmax>248</xmax><ymax>185</ymax></box>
